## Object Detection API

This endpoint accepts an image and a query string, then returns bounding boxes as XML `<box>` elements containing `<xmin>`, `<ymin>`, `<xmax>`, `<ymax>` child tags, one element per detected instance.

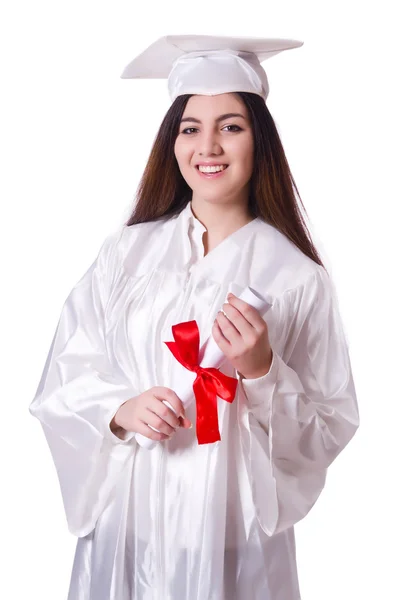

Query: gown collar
<box><xmin>157</xmin><ymin>201</ymin><xmax>261</xmax><ymax>280</ymax></box>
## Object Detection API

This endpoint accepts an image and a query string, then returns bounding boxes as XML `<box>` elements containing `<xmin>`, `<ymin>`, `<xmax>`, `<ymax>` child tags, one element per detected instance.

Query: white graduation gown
<box><xmin>29</xmin><ymin>202</ymin><xmax>359</xmax><ymax>600</ymax></box>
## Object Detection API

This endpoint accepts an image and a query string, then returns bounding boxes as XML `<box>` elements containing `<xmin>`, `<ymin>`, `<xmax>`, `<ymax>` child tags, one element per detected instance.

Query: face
<box><xmin>174</xmin><ymin>93</ymin><xmax>254</xmax><ymax>208</ymax></box>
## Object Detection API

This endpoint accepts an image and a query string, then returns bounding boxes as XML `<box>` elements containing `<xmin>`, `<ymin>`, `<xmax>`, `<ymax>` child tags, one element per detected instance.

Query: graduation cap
<box><xmin>121</xmin><ymin>35</ymin><xmax>303</xmax><ymax>102</ymax></box>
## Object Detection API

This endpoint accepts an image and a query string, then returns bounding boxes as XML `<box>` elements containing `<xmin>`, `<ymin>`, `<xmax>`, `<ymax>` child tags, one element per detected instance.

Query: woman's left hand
<box><xmin>212</xmin><ymin>293</ymin><xmax>273</xmax><ymax>379</ymax></box>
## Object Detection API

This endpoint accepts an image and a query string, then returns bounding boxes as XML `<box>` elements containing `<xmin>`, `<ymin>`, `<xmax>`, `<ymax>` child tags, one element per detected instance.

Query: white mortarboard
<box><xmin>121</xmin><ymin>35</ymin><xmax>303</xmax><ymax>102</ymax></box>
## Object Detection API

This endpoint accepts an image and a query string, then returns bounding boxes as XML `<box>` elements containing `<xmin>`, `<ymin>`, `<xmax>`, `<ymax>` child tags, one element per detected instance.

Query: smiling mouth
<box><xmin>196</xmin><ymin>165</ymin><xmax>229</xmax><ymax>174</ymax></box>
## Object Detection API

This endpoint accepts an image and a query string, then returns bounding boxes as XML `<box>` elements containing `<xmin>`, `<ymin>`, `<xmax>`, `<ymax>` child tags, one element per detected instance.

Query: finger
<box><xmin>212</xmin><ymin>320</ymin><xmax>232</xmax><ymax>354</ymax></box>
<box><xmin>134</xmin><ymin>421</ymin><xmax>171</xmax><ymax>441</ymax></box>
<box><xmin>222</xmin><ymin>302</ymin><xmax>256</xmax><ymax>339</ymax></box>
<box><xmin>148</xmin><ymin>397</ymin><xmax>180</xmax><ymax>428</ymax></box>
<box><xmin>178</xmin><ymin>415</ymin><xmax>193</xmax><ymax>429</ymax></box>
<box><xmin>215</xmin><ymin>310</ymin><xmax>241</xmax><ymax>344</ymax></box>
<box><xmin>227</xmin><ymin>294</ymin><xmax>267</xmax><ymax>332</ymax></box>
<box><xmin>142</xmin><ymin>408</ymin><xmax>177</xmax><ymax>436</ymax></box>
<box><xmin>152</xmin><ymin>387</ymin><xmax>186</xmax><ymax>419</ymax></box>
<box><xmin>163</xmin><ymin>400</ymin><xmax>192</xmax><ymax>429</ymax></box>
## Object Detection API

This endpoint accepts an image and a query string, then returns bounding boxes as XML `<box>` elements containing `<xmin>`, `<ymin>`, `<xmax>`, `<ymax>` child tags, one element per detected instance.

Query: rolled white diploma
<box><xmin>135</xmin><ymin>286</ymin><xmax>272</xmax><ymax>450</ymax></box>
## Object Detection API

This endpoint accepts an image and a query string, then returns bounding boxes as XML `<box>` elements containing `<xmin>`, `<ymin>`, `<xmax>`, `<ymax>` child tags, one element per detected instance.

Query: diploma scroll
<box><xmin>135</xmin><ymin>286</ymin><xmax>272</xmax><ymax>450</ymax></box>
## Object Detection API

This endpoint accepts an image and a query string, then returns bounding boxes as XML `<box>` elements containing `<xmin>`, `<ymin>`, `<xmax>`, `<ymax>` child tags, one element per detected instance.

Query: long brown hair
<box><xmin>126</xmin><ymin>92</ymin><xmax>325</xmax><ymax>268</ymax></box>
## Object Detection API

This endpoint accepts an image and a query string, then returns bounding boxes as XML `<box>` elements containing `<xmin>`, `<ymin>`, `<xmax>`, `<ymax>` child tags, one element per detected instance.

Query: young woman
<box><xmin>30</xmin><ymin>36</ymin><xmax>359</xmax><ymax>600</ymax></box>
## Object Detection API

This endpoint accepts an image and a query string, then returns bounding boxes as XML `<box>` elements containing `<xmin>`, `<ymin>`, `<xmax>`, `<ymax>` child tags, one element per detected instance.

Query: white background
<box><xmin>1</xmin><ymin>0</ymin><xmax>396</xmax><ymax>598</ymax></box>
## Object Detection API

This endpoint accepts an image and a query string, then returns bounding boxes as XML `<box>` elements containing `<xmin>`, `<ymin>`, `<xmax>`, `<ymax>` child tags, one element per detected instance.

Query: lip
<box><xmin>195</xmin><ymin>162</ymin><xmax>228</xmax><ymax>167</ymax></box>
<box><xmin>195</xmin><ymin>164</ymin><xmax>229</xmax><ymax>179</ymax></box>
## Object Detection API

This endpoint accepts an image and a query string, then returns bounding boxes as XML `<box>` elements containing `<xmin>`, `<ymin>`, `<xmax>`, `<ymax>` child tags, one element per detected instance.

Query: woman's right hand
<box><xmin>111</xmin><ymin>387</ymin><xmax>192</xmax><ymax>441</ymax></box>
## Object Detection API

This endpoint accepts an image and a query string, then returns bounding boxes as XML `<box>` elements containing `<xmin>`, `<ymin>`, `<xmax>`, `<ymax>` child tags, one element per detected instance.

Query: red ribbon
<box><xmin>165</xmin><ymin>320</ymin><xmax>238</xmax><ymax>444</ymax></box>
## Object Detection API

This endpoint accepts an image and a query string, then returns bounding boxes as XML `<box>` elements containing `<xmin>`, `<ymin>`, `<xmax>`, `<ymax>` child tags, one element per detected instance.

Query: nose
<box><xmin>198</xmin><ymin>131</ymin><xmax>223</xmax><ymax>157</ymax></box>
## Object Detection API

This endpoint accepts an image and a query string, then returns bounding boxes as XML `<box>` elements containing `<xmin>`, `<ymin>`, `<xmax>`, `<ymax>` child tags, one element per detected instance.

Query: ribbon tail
<box><xmin>193</xmin><ymin>376</ymin><xmax>221</xmax><ymax>445</ymax></box>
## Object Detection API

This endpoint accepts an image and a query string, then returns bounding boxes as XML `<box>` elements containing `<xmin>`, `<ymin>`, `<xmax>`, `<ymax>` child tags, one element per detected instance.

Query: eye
<box><xmin>181</xmin><ymin>127</ymin><xmax>198</xmax><ymax>134</ymax></box>
<box><xmin>222</xmin><ymin>125</ymin><xmax>242</xmax><ymax>132</ymax></box>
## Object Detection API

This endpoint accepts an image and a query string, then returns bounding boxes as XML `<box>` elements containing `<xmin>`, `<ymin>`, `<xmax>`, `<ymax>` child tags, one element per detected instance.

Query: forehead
<box><xmin>182</xmin><ymin>93</ymin><xmax>247</xmax><ymax>117</ymax></box>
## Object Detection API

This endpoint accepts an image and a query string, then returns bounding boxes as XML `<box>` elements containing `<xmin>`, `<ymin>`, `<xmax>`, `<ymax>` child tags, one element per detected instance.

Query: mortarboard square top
<box><xmin>121</xmin><ymin>35</ymin><xmax>303</xmax><ymax>101</ymax></box>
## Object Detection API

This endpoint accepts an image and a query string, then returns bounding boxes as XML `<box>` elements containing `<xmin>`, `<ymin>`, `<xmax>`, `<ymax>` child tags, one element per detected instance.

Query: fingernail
<box><xmin>189</xmin><ymin>423</ymin><xmax>193</xmax><ymax>429</ymax></box>
<box><xmin>227</xmin><ymin>293</ymin><xmax>234</xmax><ymax>299</ymax></box>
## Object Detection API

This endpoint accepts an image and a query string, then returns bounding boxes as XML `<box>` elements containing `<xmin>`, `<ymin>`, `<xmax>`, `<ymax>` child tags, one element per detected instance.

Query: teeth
<box><xmin>198</xmin><ymin>165</ymin><xmax>227</xmax><ymax>173</ymax></box>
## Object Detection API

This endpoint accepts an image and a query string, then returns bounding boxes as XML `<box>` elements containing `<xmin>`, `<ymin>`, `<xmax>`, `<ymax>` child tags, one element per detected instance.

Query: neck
<box><xmin>190</xmin><ymin>195</ymin><xmax>254</xmax><ymax>255</ymax></box>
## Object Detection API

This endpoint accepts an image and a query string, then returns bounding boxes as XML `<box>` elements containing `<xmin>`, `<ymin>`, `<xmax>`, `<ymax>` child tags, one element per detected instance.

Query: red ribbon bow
<box><xmin>165</xmin><ymin>320</ymin><xmax>238</xmax><ymax>444</ymax></box>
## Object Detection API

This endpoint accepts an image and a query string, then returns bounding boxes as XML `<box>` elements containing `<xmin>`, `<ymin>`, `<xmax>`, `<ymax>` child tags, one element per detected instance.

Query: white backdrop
<box><xmin>1</xmin><ymin>0</ymin><xmax>396</xmax><ymax>598</ymax></box>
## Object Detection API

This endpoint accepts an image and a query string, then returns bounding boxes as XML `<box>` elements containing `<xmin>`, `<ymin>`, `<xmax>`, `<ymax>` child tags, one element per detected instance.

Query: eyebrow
<box><xmin>180</xmin><ymin>112</ymin><xmax>247</xmax><ymax>124</ymax></box>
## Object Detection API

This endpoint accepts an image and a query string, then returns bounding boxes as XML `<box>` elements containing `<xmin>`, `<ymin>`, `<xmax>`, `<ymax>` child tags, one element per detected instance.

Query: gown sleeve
<box><xmin>29</xmin><ymin>228</ymin><xmax>138</xmax><ymax>537</ymax></box>
<box><xmin>238</xmin><ymin>265</ymin><xmax>359</xmax><ymax>537</ymax></box>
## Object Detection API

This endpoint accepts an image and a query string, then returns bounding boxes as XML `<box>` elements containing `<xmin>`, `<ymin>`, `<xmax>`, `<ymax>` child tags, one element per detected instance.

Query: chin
<box><xmin>191</xmin><ymin>186</ymin><xmax>236</xmax><ymax>204</ymax></box>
